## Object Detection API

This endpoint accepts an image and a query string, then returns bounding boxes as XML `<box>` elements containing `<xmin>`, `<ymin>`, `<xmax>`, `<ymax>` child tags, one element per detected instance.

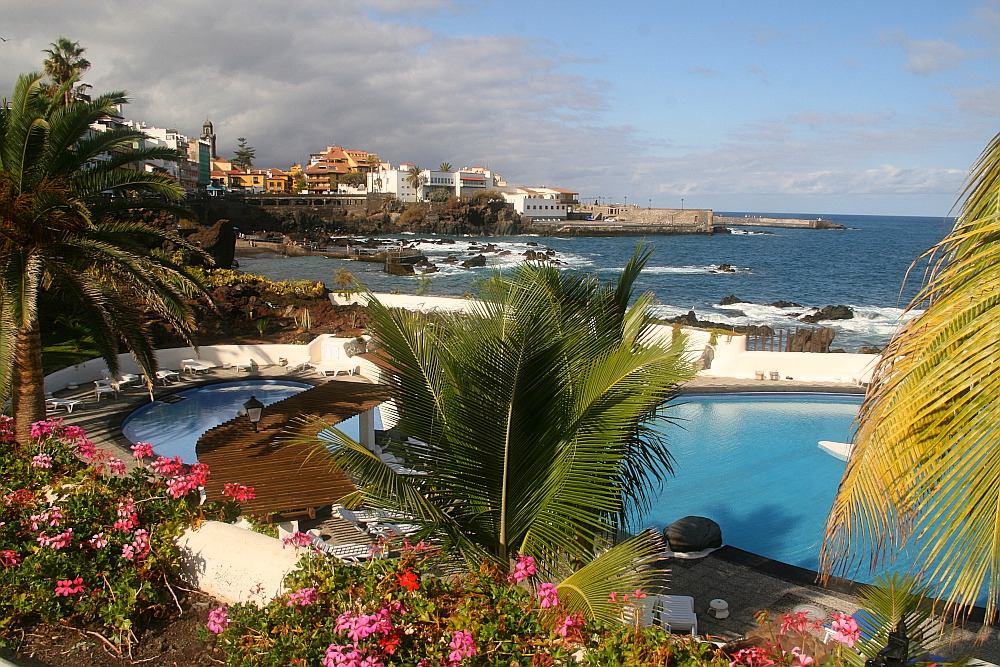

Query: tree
<box><xmin>438</xmin><ymin>162</ymin><xmax>452</xmax><ymax>172</ymax></box>
<box><xmin>233</xmin><ymin>137</ymin><xmax>255</xmax><ymax>171</ymax></box>
<box><xmin>0</xmin><ymin>72</ymin><xmax>209</xmax><ymax>443</ymax></box>
<box><xmin>41</xmin><ymin>37</ymin><xmax>91</xmax><ymax>106</ymax></box>
<box><xmin>822</xmin><ymin>131</ymin><xmax>1000</xmax><ymax>627</ymax></box>
<box><xmin>405</xmin><ymin>166</ymin><xmax>424</xmax><ymax>202</ymax></box>
<box><xmin>300</xmin><ymin>245</ymin><xmax>697</xmax><ymax>620</ymax></box>
<box><xmin>367</xmin><ymin>154</ymin><xmax>382</xmax><ymax>193</ymax></box>
<box><xmin>340</xmin><ymin>171</ymin><xmax>366</xmax><ymax>189</ymax></box>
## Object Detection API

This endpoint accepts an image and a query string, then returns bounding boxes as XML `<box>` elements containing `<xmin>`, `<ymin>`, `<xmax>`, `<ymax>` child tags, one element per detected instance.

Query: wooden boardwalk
<box><xmin>196</xmin><ymin>380</ymin><xmax>389</xmax><ymax>520</ymax></box>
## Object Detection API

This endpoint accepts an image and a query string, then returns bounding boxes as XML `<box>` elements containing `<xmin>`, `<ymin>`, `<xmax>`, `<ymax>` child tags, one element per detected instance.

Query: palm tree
<box><xmin>438</xmin><ymin>162</ymin><xmax>452</xmax><ymax>172</ymax></box>
<box><xmin>822</xmin><ymin>131</ymin><xmax>1000</xmax><ymax>627</ymax></box>
<box><xmin>301</xmin><ymin>246</ymin><xmax>696</xmax><ymax>619</ymax></box>
<box><xmin>41</xmin><ymin>37</ymin><xmax>91</xmax><ymax>106</ymax></box>
<box><xmin>0</xmin><ymin>72</ymin><xmax>209</xmax><ymax>442</ymax></box>
<box><xmin>367</xmin><ymin>154</ymin><xmax>382</xmax><ymax>193</ymax></box>
<box><xmin>405</xmin><ymin>166</ymin><xmax>424</xmax><ymax>202</ymax></box>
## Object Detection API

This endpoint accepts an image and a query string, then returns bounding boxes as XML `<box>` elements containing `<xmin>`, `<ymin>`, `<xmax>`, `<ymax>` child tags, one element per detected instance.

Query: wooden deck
<box><xmin>196</xmin><ymin>380</ymin><xmax>389</xmax><ymax>520</ymax></box>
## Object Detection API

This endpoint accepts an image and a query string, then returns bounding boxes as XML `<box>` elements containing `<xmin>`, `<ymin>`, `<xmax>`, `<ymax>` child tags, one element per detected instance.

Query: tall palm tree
<box><xmin>405</xmin><ymin>166</ymin><xmax>424</xmax><ymax>202</ymax></box>
<box><xmin>41</xmin><ymin>37</ymin><xmax>91</xmax><ymax>107</ymax></box>
<box><xmin>366</xmin><ymin>154</ymin><xmax>382</xmax><ymax>193</ymax></box>
<box><xmin>301</xmin><ymin>246</ymin><xmax>696</xmax><ymax>619</ymax></box>
<box><xmin>822</xmin><ymin>131</ymin><xmax>1000</xmax><ymax>627</ymax></box>
<box><xmin>438</xmin><ymin>162</ymin><xmax>452</xmax><ymax>172</ymax></box>
<box><xmin>0</xmin><ymin>72</ymin><xmax>209</xmax><ymax>443</ymax></box>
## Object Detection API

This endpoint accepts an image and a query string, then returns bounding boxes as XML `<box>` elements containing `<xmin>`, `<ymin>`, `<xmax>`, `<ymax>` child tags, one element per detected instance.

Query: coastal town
<box><xmin>114</xmin><ymin>117</ymin><xmax>840</xmax><ymax>237</ymax></box>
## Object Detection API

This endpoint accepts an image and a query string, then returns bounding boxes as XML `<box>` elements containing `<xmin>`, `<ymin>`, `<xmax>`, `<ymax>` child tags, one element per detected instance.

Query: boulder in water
<box><xmin>664</xmin><ymin>516</ymin><xmax>722</xmax><ymax>553</ymax></box>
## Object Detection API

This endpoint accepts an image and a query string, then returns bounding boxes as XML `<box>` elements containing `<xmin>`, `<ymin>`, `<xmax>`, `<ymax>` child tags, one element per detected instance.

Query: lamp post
<box><xmin>681</xmin><ymin>198</ymin><xmax>685</xmax><ymax>210</ymax></box>
<box><xmin>243</xmin><ymin>395</ymin><xmax>264</xmax><ymax>432</ymax></box>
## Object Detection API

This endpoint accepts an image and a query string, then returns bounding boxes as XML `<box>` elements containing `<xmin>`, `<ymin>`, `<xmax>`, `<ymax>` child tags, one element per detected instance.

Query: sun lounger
<box><xmin>655</xmin><ymin>595</ymin><xmax>699</xmax><ymax>635</ymax></box>
<box><xmin>181</xmin><ymin>359</ymin><xmax>215</xmax><ymax>374</ymax></box>
<box><xmin>235</xmin><ymin>358</ymin><xmax>255</xmax><ymax>372</ymax></box>
<box><xmin>154</xmin><ymin>369</ymin><xmax>181</xmax><ymax>384</ymax></box>
<box><xmin>46</xmin><ymin>398</ymin><xmax>83</xmax><ymax>413</ymax></box>
<box><xmin>308</xmin><ymin>536</ymin><xmax>375</xmax><ymax>563</ymax></box>
<box><xmin>94</xmin><ymin>379</ymin><xmax>120</xmax><ymax>401</ymax></box>
<box><xmin>310</xmin><ymin>360</ymin><xmax>359</xmax><ymax>377</ymax></box>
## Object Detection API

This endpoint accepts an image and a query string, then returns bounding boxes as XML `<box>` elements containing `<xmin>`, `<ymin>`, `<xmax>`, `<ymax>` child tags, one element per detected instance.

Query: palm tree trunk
<box><xmin>12</xmin><ymin>321</ymin><xmax>46</xmax><ymax>444</ymax></box>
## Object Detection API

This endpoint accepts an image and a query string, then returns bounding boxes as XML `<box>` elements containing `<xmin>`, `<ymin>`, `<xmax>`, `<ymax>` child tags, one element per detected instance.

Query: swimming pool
<box><xmin>122</xmin><ymin>380</ymin><xmax>314</xmax><ymax>463</ymax></box>
<box><xmin>638</xmin><ymin>393</ymin><xmax>863</xmax><ymax>570</ymax></box>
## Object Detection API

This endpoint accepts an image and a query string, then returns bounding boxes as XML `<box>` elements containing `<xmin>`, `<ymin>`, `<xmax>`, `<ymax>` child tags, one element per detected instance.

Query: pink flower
<box><xmin>281</xmin><ymin>531</ymin><xmax>313</xmax><ymax>548</ymax></box>
<box><xmin>781</xmin><ymin>611</ymin><xmax>819</xmax><ymax>635</ymax></box>
<box><xmin>555</xmin><ymin>612</ymin><xmax>585</xmax><ymax>641</ymax></box>
<box><xmin>537</xmin><ymin>582</ymin><xmax>560</xmax><ymax>608</ymax></box>
<box><xmin>222</xmin><ymin>482</ymin><xmax>256</xmax><ymax>502</ymax></box>
<box><xmin>89</xmin><ymin>532</ymin><xmax>108</xmax><ymax>549</ymax></box>
<box><xmin>0</xmin><ymin>550</ymin><xmax>20</xmax><ymax>567</ymax></box>
<box><xmin>108</xmin><ymin>456</ymin><xmax>126</xmax><ymax>475</ymax></box>
<box><xmin>37</xmin><ymin>528</ymin><xmax>73</xmax><ymax>550</ymax></box>
<box><xmin>207</xmin><ymin>606</ymin><xmax>229</xmax><ymax>634</ymax></box>
<box><xmin>54</xmin><ymin>577</ymin><xmax>85</xmax><ymax>596</ymax></box>
<box><xmin>62</xmin><ymin>425</ymin><xmax>86</xmax><ymax>441</ymax></box>
<box><xmin>166</xmin><ymin>474</ymin><xmax>200</xmax><ymax>499</ymax></box>
<box><xmin>447</xmin><ymin>630</ymin><xmax>477</xmax><ymax>663</ymax></box>
<box><xmin>30</xmin><ymin>420</ymin><xmax>57</xmax><ymax>440</ymax></box>
<box><xmin>75</xmin><ymin>440</ymin><xmax>96</xmax><ymax>460</ymax></box>
<box><xmin>122</xmin><ymin>529</ymin><xmax>150</xmax><ymax>561</ymax></box>
<box><xmin>131</xmin><ymin>442</ymin><xmax>155</xmax><ymax>458</ymax></box>
<box><xmin>30</xmin><ymin>453</ymin><xmax>53</xmax><ymax>469</ymax></box>
<box><xmin>507</xmin><ymin>553</ymin><xmax>537</xmax><ymax>583</ymax></box>
<box><xmin>324</xmin><ymin>643</ymin><xmax>375</xmax><ymax>667</ymax></box>
<box><xmin>730</xmin><ymin>646</ymin><xmax>776</xmax><ymax>667</ymax></box>
<box><xmin>829</xmin><ymin>613</ymin><xmax>860</xmax><ymax>648</ymax></box>
<box><xmin>286</xmin><ymin>587</ymin><xmax>319</xmax><ymax>607</ymax></box>
<box><xmin>149</xmin><ymin>456</ymin><xmax>185</xmax><ymax>476</ymax></box>
<box><xmin>789</xmin><ymin>647</ymin><xmax>815</xmax><ymax>667</ymax></box>
<box><xmin>334</xmin><ymin>610</ymin><xmax>394</xmax><ymax>642</ymax></box>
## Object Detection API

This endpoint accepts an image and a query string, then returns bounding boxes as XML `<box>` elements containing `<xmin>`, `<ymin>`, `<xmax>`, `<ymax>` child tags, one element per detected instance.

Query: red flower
<box><xmin>397</xmin><ymin>568</ymin><xmax>420</xmax><ymax>591</ymax></box>
<box><xmin>378</xmin><ymin>632</ymin><xmax>401</xmax><ymax>654</ymax></box>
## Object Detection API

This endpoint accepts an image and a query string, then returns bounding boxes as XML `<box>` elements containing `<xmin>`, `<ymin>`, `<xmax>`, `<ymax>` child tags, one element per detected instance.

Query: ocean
<box><xmin>237</xmin><ymin>212</ymin><xmax>955</xmax><ymax>352</ymax></box>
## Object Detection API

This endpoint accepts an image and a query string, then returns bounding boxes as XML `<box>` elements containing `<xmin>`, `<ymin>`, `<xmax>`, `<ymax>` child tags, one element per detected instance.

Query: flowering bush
<box><xmin>728</xmin><ymin>611</ymin><xmax>863</xmax><ymax>667</ymax></box>
<box><xmin>207</xmin><ymin>546</ymin><xmax>739</xmax><ymax>666</ymax></box>
<box><xmin>0</xmin><ymin>418</ymin><xmax>242</xmax><ymax>646</ymax></box>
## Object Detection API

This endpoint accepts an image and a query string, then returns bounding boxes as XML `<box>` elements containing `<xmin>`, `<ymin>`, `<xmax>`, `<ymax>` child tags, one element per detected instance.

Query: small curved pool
<box><xmin>638</xmin><ymin>392</ymin><xmax>862</xmax><ymax>570</ymax></box>
<box><xmin>122</xmin><ymin>380</ymin><xmax>314</xmax><ymax>463</ymax></box>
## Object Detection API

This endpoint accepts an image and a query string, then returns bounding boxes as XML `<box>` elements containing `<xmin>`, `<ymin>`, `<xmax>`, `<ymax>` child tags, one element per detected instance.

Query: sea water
<box><xmin>237</xmin><ymin>212</ymin><xmax>954</xmax><ymax>351</ymax></box>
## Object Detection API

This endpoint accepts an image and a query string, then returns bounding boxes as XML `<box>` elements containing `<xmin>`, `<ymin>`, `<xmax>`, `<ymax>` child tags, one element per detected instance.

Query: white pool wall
<box><xmin>43</xmin><ymin>335</ymin><xmax>382</xmax><ymax>393</ymax></box>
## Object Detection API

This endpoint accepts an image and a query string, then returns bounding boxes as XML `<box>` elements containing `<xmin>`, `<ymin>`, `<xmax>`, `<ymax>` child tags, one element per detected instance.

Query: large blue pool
<box><xmin>639</xmin><ymin>393</ymin><xmax>863</xmax><ymax>571</ymax></box>
<box><xmin>122</xmin><ymin>380</ymin><xmax>315</xmax><ymax>463</ymax></box>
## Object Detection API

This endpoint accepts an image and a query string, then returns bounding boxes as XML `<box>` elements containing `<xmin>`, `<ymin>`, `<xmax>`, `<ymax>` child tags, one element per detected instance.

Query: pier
<box><xmin>714</xmin><ymin>215</ymin><xmax>844</xmax><ymax>230</ymax></box>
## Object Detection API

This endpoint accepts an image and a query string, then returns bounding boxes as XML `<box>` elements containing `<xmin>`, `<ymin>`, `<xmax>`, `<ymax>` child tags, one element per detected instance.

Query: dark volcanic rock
<box><xmin>385</xmin><ymin>262</ymin><xmax>416</xmax><ymax>275</ymax></box>
<box><xmin>719</xmin><ymin>295</ymin><xmax>745</xmax><ymax>306</ymax></box>
<box><xmin>664</xmin><ymin>516</ymin><xmax>722</xmax><ymax>552</ymax></box>
<box><xmin>800</xmin><ymin>304</ymin><xmax>854</xmax><ymax>323</ymax></box>
<box><xmin>712</xmin><ymin>264</ymin><xmax>737</xmax><ymax>273</ymax></box>
<box><xmin>461</xmin><ymin>254</ymin><xmax>487</xmax><ymax>268</ymax></box>
<box><xmin>770</xmin><ymin>300</ymin><xmax>802</xmax><ymax>308</ymax></box>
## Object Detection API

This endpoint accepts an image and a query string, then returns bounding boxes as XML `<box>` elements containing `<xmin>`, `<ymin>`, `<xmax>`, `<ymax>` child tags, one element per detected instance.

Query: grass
<box><xmin>41</xmin><ymin>339</ymin><xmax>101</xmax><ymax>376</ymax></box>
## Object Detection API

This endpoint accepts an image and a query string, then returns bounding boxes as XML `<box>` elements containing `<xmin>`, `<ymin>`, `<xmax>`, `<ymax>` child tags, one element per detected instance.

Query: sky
<box><xmin>2</xmin><ymin>0</ymin><xmax>999</xmax><ymax>216</ymax></box>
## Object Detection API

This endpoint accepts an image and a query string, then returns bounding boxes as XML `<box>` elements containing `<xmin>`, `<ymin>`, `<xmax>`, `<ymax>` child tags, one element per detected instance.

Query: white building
<box><xmin>501</xmin><ymin>187</ymin><xmax>569</xmax><ymax>221</ymax></box>
<box><xmin>368</xmin><ymin>164</ymin><xmax>503</xmax><ymax>201</ymax></box>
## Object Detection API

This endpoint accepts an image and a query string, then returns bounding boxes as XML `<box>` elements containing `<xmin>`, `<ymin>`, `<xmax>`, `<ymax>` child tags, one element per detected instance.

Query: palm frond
<box><xmin>556</xmin><ymin>530</ymin><xmax>666</xmax><ymax>626</ymax></box>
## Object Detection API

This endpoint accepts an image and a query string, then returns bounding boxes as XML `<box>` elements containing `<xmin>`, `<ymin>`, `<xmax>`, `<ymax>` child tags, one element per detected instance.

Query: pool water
<box><xmin>122</xmin><ymin>381</ymin><xmax>314</xmax><ymax>463</ymax></box>
<box><xmin>639</xmin><ymin>393</ymin><xmax>862</xmax><ymax>570</ymax></box>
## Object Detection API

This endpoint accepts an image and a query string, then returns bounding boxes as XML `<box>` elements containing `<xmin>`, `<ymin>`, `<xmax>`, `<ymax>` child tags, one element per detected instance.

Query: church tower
<box><xmin>201</xmin><ymin>120</ymin><xmax>217</xmax><ymax>160</ymax></box>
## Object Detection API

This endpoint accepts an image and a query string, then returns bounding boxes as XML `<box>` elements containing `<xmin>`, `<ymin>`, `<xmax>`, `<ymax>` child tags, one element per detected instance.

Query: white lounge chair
<box><xmin>154</xmin><ymin>369</ymin><xmax>181</xmax><ymax>385</ymax></box>
<box><xmin>94</xmin><ymin>379</ymin><xmax>120</xmax><ymax>401</ymax></box>
<box><xmin>181</xmin><ymin>358</ymin><xmax>215</xmax><ymax>374</ymax></box>
<box><xmin>638</xmin><ymin>595</ymin><xmax>698</xmax><ymax>635</ymax></box>
<box><xmin>46</xmin><ymin>397</ymin><xmax>84</xmax><ymax>413</ymax></box>
<box><xmin>310</xmin><ymin>360</ymin><xmax>359</xmax><ymax>377</ymax></box>
<box><xmin>235</xmin><ymin>358</ymin><xmax>255</xmax><ymax>372</ymax></box>
<box><xmin>308</xmin><ymin>536</ymin><xmax>375</xmax><ymax>563</ymax></box>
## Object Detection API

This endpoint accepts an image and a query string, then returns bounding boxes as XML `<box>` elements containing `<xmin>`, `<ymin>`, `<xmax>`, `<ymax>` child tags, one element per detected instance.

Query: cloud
<box><xmin>881</xmin><ymin>30</ymin><xmax>967</xmax><ymax>75</ymax></box>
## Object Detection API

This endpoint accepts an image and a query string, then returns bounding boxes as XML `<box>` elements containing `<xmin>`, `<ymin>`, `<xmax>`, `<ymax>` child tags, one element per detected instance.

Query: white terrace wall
<box><xmin>42</xmin><ymin>335</ymin><xmax>381</xmax><ymax>393</ymax></box>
